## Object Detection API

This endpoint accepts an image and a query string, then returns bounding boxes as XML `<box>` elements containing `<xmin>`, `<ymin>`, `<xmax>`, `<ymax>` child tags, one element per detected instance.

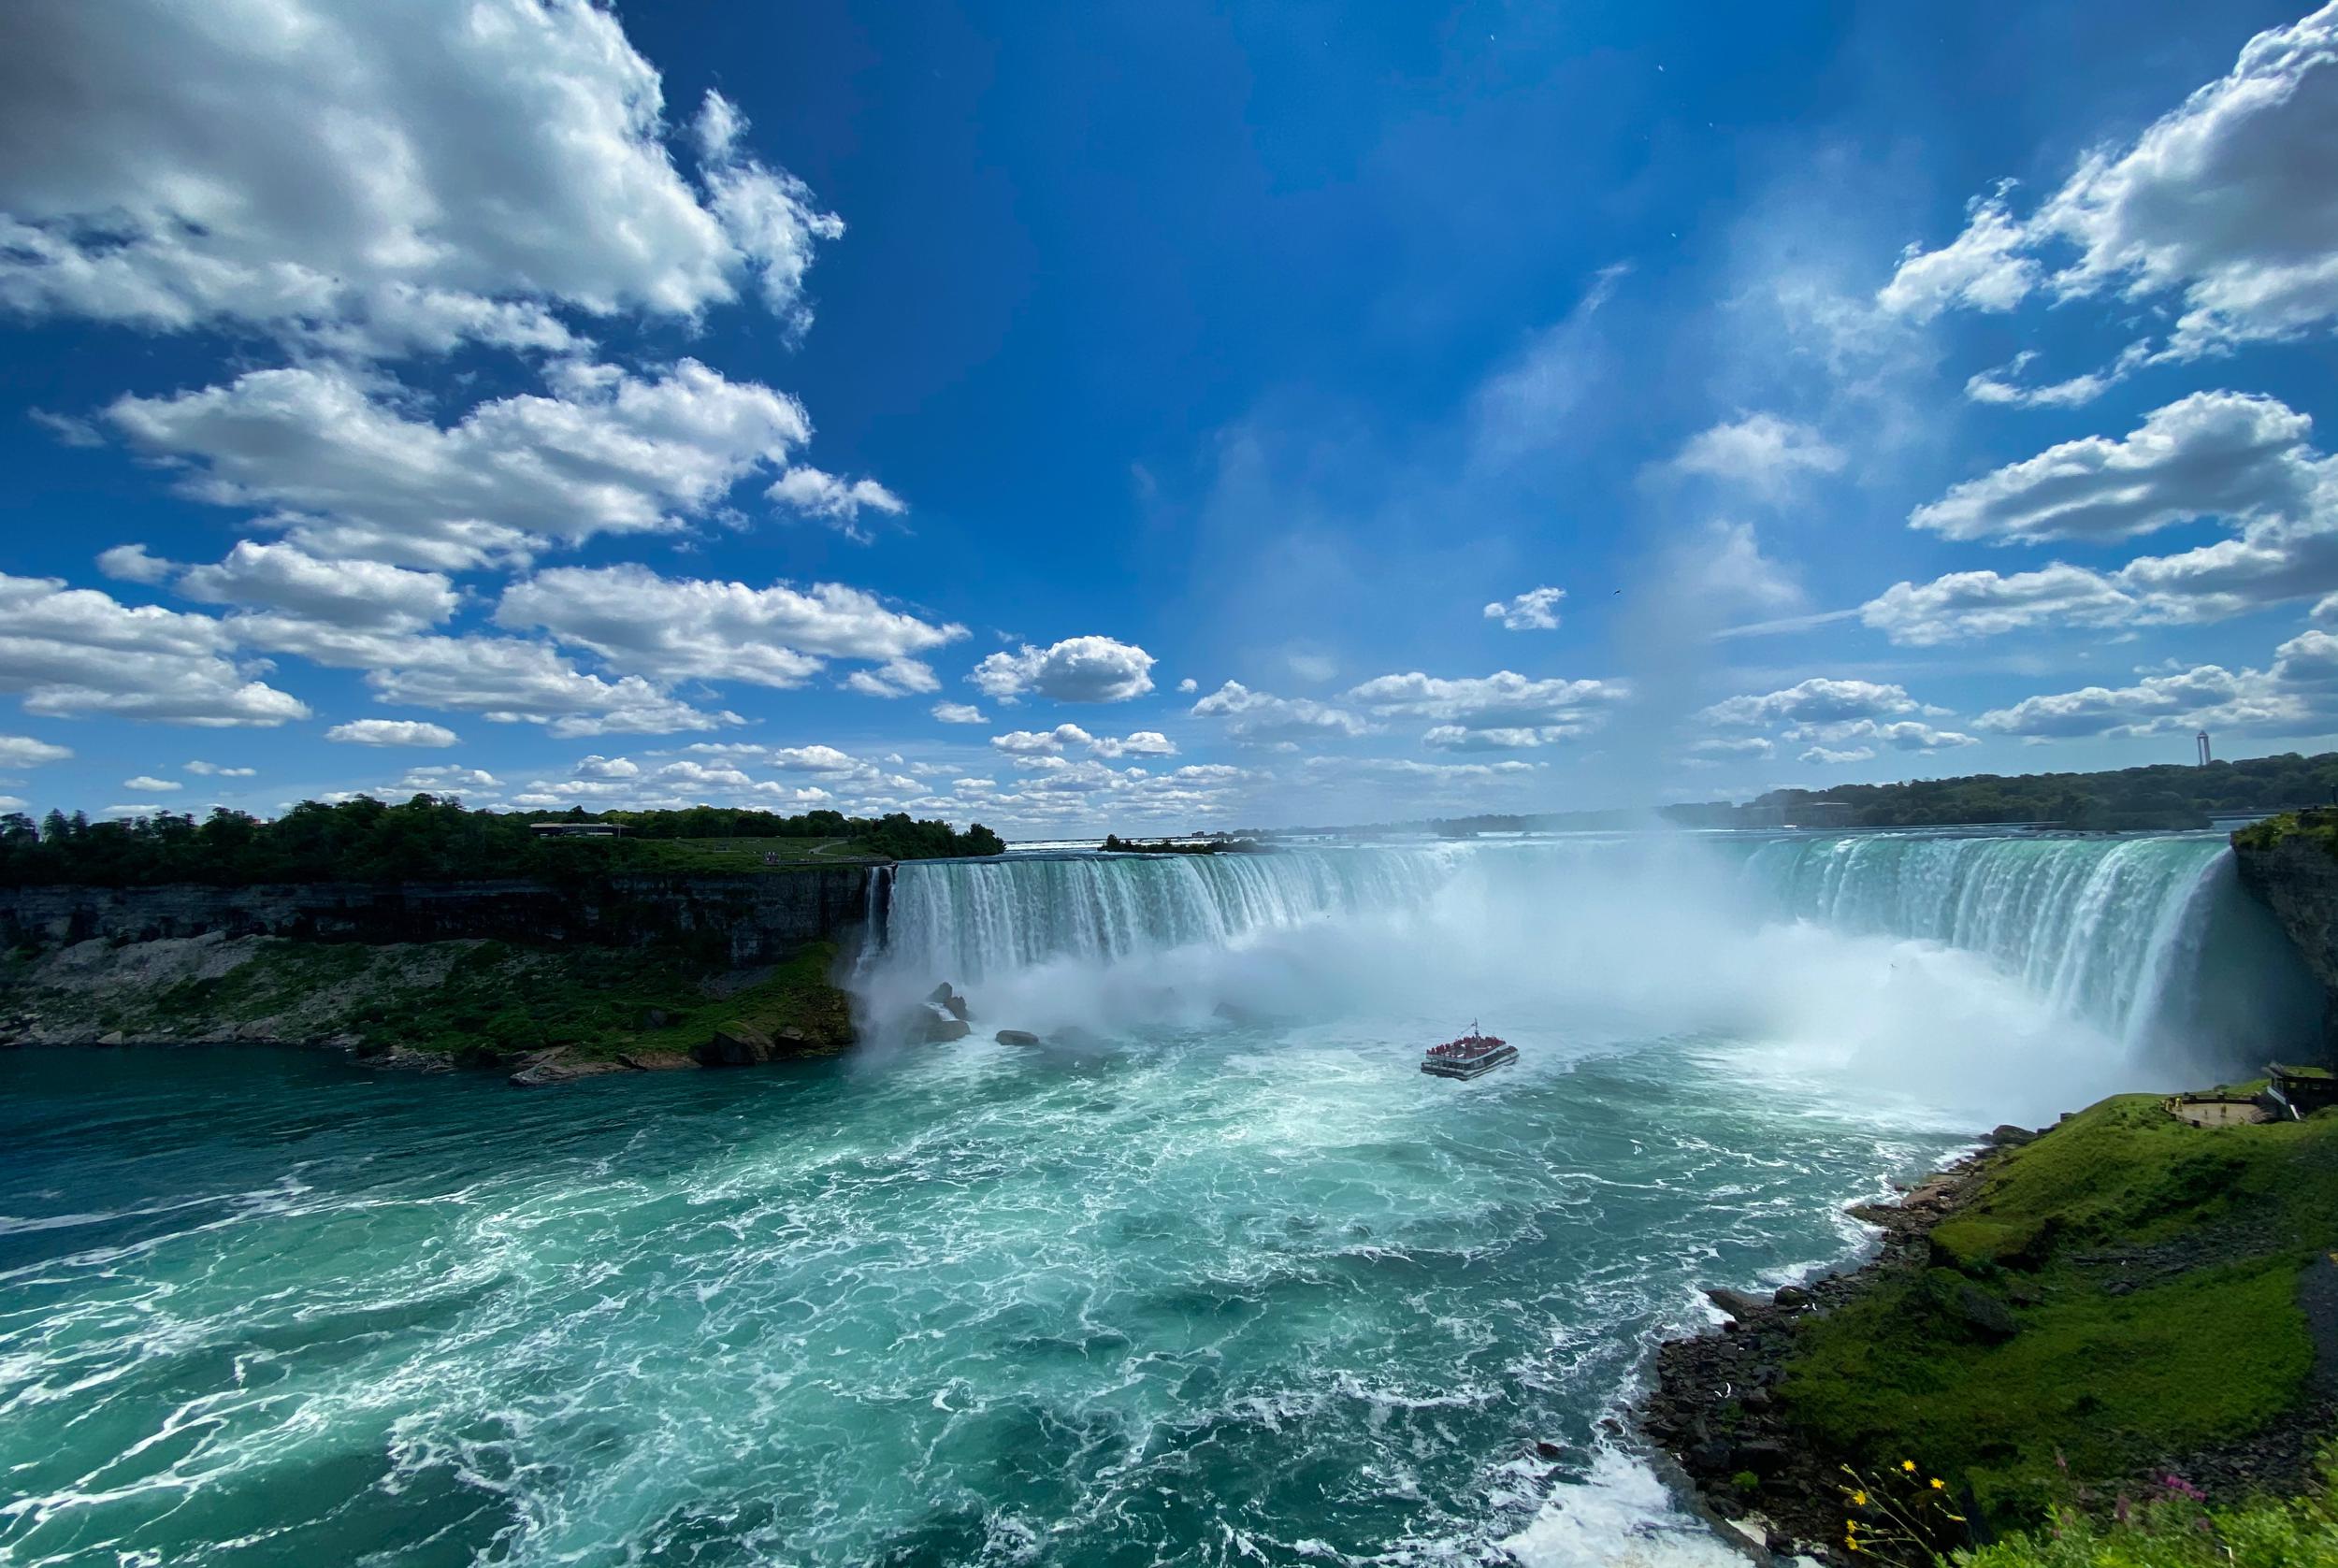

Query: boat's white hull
<box><xmin>1421</xmin><ymin>1044</ymin><xmax>1518</xmax><ymax>1080</ymax></box>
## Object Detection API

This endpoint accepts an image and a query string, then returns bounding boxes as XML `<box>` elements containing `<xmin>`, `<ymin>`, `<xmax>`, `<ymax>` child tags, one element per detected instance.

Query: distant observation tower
<box><xmin>2197</xmin><ymin>729</ymin><xmax>2213</xmax><ymax>767</ymax></box>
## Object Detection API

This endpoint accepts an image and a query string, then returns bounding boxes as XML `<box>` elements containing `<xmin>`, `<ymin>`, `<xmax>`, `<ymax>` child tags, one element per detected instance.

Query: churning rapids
<box><xmin>0</xmin><ymin>831</ymin><xmax>2318</xmax><ymax>1566</ymax></box>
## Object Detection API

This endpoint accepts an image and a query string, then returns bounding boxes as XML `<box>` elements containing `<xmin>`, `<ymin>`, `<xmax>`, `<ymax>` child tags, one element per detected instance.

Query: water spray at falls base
<box><xmin>862</xmin><ymin>831</ymin><xmax>2317</xmax><ymax>1128</ymax></box>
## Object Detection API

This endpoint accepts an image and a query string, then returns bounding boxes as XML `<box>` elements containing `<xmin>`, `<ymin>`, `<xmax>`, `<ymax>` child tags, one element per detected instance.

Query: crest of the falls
<box><xmin>877</xmin><ymin>847</ymin><xmax>1454</xmax><ymax>978</ymax></box>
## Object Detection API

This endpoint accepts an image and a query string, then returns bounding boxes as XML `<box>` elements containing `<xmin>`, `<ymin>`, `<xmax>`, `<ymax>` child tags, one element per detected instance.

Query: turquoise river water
<box><xmin>0</xmin><ymin>831</ymin><xmax>2318</xmax><ymax>1566</ymax></box>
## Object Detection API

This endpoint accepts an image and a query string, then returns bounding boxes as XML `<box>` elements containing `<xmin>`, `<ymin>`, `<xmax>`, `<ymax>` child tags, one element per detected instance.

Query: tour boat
<box><xmin>1420</xmin><ymin>1023</ymin><xmax>1517</xmax><ymax>1080</ymax></box>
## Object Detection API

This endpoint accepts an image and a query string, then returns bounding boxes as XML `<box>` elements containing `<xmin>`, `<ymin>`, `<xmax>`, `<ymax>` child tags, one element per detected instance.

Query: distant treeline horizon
<box><xmin>0</xmin><ymin>795</ymin><xmax>1003</xmax><ymax>887</ymax></box>
<box><xmin>1229</xmin><ymin>750</ymin><xmax>2338</xmax><ymax>839</ymax></box>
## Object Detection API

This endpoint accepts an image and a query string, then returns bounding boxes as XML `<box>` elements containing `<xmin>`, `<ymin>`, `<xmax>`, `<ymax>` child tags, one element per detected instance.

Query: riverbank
<box><xmin>0</xmin><ymin>931</ymin><xmax>857</xmax><ymax>1085</ymax></box>
<box><xmin>1642</xmin><ymin>1089</ymin><xmax>2338</xmax><ymax>1560</ymax></box>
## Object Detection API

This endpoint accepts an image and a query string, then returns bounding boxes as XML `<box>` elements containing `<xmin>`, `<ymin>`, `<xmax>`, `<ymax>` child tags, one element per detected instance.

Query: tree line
<box><xmin>1663</xmin><ymin>751</ymin><xmax>2338</xmax><ymax>831</ymax></box>
<box><xmin>1233</xmin><ymin>752</ymin><xmax>2338</xmax><ymax>839</ymax></box>
<box><xmin>0</xmin><ymin>795</ymin><xmax>1004</xmax><ymax>887</ymax></box>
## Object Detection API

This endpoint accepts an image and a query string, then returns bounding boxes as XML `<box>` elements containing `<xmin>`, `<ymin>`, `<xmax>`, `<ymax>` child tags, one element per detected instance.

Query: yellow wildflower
<box><xmin>1930</xmin><ymin>1477</ymin><xmax>1945</xmax><ymax>1490</ymax></box>
<box><xmin>1900</xmin><ymin>1460</ymin><xmax>1916</xmax><ymax>1472</ymax></box>
<box><xmin>1852</xmin><ymin>1490</ymin><xmax>1868</xmax><ymax>1506</ymax></box>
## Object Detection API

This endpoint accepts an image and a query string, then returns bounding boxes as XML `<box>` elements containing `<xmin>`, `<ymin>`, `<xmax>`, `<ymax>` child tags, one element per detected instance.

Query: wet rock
<box><xmin>1686</xmin><ymin>1438</ymin><xmax>1734</xmax><ymax>1474</ymax></box>
<box><xmin>926</xmin><ymin>982</ymin><xmax>973</xmax><ymax>1021</ymax></box>
<box><xmin>925</xmin><ymin>1016</ymin><xmax>972</xmax><ymax>1043</ymax></box>
<box><xmin>615</xmin><ymin>1048</ymin><xmax>696</xmax><ymax>1072</ymax></box>
<box><xmin>996</xmin><ymin>1029</ymin><xmax>1041</xmax><ymax>1046</ymax></box>
<box><xmin>508</xmin><ymin>1048</ymin><xmax>627</xmax><ymax>1087</ymax></box>
<box><xmin>1533</xmin><ymin>1439</ymin><xmax>1566</xmax><ymax>1460</ymax></box>
<box><xmin>697</xmin><ymin>1023</ymin><xmax>773</xmax><ymax>1066</ymax></box>
<box><xmin>1705</xmin><ymin>1287</ymin><xmax>1771</xmax><ymax>1322</ymax></box>
<box><xmin>1733</xmin><ymin>1439</ymin><xmax>1789</xmax><ymax>1474</ymax></box>
<box><xmin>1771</xmin><ymin>1285</ymin><xmax>1811</xmax><ymax>1310</ymax></box>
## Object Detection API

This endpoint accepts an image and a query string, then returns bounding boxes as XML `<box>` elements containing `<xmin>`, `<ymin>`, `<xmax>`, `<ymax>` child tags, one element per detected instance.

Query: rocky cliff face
<box><xmin>0</xmin><ymin>868</ymin><xmax>875</xmax><ymax>965</ymax></box>
<box><xmin>2231</xmin><ymin>829</ymin><xmax>2338</xmax><ymax>1054</ymax></box>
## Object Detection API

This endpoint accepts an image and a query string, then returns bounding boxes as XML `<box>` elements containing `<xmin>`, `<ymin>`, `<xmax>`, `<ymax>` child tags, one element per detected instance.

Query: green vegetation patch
<box><xmin>1929</xmin><ymin>1215</ymin><xmax>2057</xmax><ymax>1273</ymax></box>
<box><xmin>2234</xmin><ymin>809</ymin><xmax>2338</xmax><ymax>858</ymax></box>
<box><xmin>1783</xmin><ymin>1257</ymin><xmax>2311</xmax><ymax>1520</ymax></box>
<box><xmin>123</xmin><ymin>936</ymin><xmax>854</xmax><ymax>1061</ymax></box>
<box><xmin>1777</xmin><ymin>1096</ymin><xmax>2338</xmax><ymax>1528</ymax></box>
<box><xmin>1955</xmin><ymin>1452</ymin><xmax>2338</xmax><ymax>1567</ymax></box>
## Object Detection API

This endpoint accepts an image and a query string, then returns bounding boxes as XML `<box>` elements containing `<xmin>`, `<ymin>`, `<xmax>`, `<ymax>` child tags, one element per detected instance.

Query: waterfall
<box><xmin>872</xmin><ymin>832</ymin><xmax>2320</xmax><ymax>1062</ymax></box>
<box><xmin>1733</xmin><ymin>830</ymin><xmax>2319</xmax><ymax>1056</ymax></box>
<box><xmin>1737</xmin><ymin>834</ymin><xmax>2208</xmax><ymax>1040</ymax></box>
<box><xmin>881</xmin><ymin>848</ymin><xmax>1450</xmax><ymax>980</ymax></box>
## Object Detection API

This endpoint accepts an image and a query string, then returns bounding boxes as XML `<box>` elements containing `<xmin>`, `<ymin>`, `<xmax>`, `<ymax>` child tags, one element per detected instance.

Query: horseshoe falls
<box><xmin>0</xmin><ymin>831</ymin><xmax>2317</xmax><ymax>1567</ymax></box>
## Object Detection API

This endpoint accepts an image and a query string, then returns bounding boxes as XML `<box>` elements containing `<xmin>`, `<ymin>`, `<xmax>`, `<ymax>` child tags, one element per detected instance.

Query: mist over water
<box><xmin>874</xmin><ymin>831</ymin><xmax>2312</xmax><ymax>1127</ymax></box>
<box><xmin>0</xmin><ymin>830</ymin><xmax>2316</xmax><ymax>1566</ymax></box>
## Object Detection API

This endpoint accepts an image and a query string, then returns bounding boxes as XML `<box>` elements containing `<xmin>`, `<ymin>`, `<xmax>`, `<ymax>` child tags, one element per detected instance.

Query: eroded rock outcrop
<box><xmin>2231</xmin><ymin>820</ymin><xmax>2338</xmax><ymax>1056</ymax></box>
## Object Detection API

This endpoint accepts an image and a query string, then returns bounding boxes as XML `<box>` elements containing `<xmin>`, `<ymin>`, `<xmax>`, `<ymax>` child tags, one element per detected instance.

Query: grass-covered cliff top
<box><xmin>1779</xmin><ymin>1094</ymin><xmax>2338</xmax><ymax>1528</ymax></box>
<box><xmin>2233</xmin><ymin>808</ymin><xmax>2338</xmax><ymax>856</ymax></box>
<box><xmin>0</xmin><ymin>794</ymin><xmax>1003</xmax><ymax>887</ymax></box>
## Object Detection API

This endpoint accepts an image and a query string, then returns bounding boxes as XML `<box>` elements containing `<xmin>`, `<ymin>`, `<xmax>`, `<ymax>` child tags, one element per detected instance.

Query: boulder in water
<box><xmin>907</xmin><ymin>1002</ymin><xmax>969</xmax><ymax>1043</ymax></box>
<box><xmin>1705</xmin><ymin>1287</ymin><xmax>1771</xmax><ymax>1322</ymax></box>
<box><xmin>508</xmin><ymin>1048</ymin><xmax>627</xmax><ymax>1087</ymax></box>
<box><xmin>926</xmin><ymin>982</ymin><xmax>973</xmax><ymax>1021</ymax></box>
<box><xmin>996</xmin><ymin>1029</ymin><xmax>1040</xmax><ymax>1046</ymax></box>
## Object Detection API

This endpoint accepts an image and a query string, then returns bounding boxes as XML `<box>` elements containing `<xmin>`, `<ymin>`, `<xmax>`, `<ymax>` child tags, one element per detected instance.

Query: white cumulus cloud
<box><xmin>1882</xmin><ymin>6</ymin><xmax>2338</xmax><ymax>396</ymax></box>
<box><xmin>325</xmin><ymin>719</ymin><xmax>458</xmax><ymax>747</ymax></box>
<box><xmin>108</xmin><ymin>359</ymin><xmax>814</xmax><ymax>570</ymax></box>
<box><xmin>0</xmin><ymin>573</ymin><xmax>308</xmax><ymax>726</ymax></box>
<box><xmin>0</xmin><ymin>736</ymin><xmax>73</xmax><ymax>767</ymax></box>
<box><xmin>498</xmin><ymin>565</ymin><xmax>964</xmax><ymax>690</ymax></box>
<box><xmin>970</xmin><ymin>636</ymin><xmax>1157</xmax><ymax>704</ymax></box>
<box><xmin>0</xmin><ymin>0</ymin><xmax>840</xmax><ymax>355</ymax></box>
<box><xmin>1482</xmin><ymin>586</ymin><xmax>1566</xmax><ymax>630</ymax></box>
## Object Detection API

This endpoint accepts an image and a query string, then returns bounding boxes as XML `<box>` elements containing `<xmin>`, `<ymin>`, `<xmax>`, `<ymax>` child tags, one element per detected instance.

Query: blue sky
<box><xmin>4</xmin><ymin>0</ymin><xmax>2337</xmax><ymax>834</ymax></box>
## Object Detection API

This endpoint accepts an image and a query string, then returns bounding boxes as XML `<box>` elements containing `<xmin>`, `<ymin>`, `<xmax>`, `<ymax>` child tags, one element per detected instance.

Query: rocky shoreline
<box><xmin>1637</xmin><ymin>1130</ymin><xmax>2029</xmax><ymax>1561</ymax></box>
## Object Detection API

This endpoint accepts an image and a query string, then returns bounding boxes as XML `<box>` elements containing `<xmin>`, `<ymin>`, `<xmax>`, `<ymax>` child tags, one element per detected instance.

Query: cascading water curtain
<box><xmin>879</xmin><ymin>849</ymin><xmax>1453</xmax><ymax>980</ymax></box>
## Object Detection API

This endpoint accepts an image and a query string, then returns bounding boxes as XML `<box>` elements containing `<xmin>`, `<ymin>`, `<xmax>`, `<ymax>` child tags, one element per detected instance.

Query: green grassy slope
<box><xmin>1779</xmin><ymin>1095</ymin><xmax>2338</xmax><ymax>1524</ymax></box>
